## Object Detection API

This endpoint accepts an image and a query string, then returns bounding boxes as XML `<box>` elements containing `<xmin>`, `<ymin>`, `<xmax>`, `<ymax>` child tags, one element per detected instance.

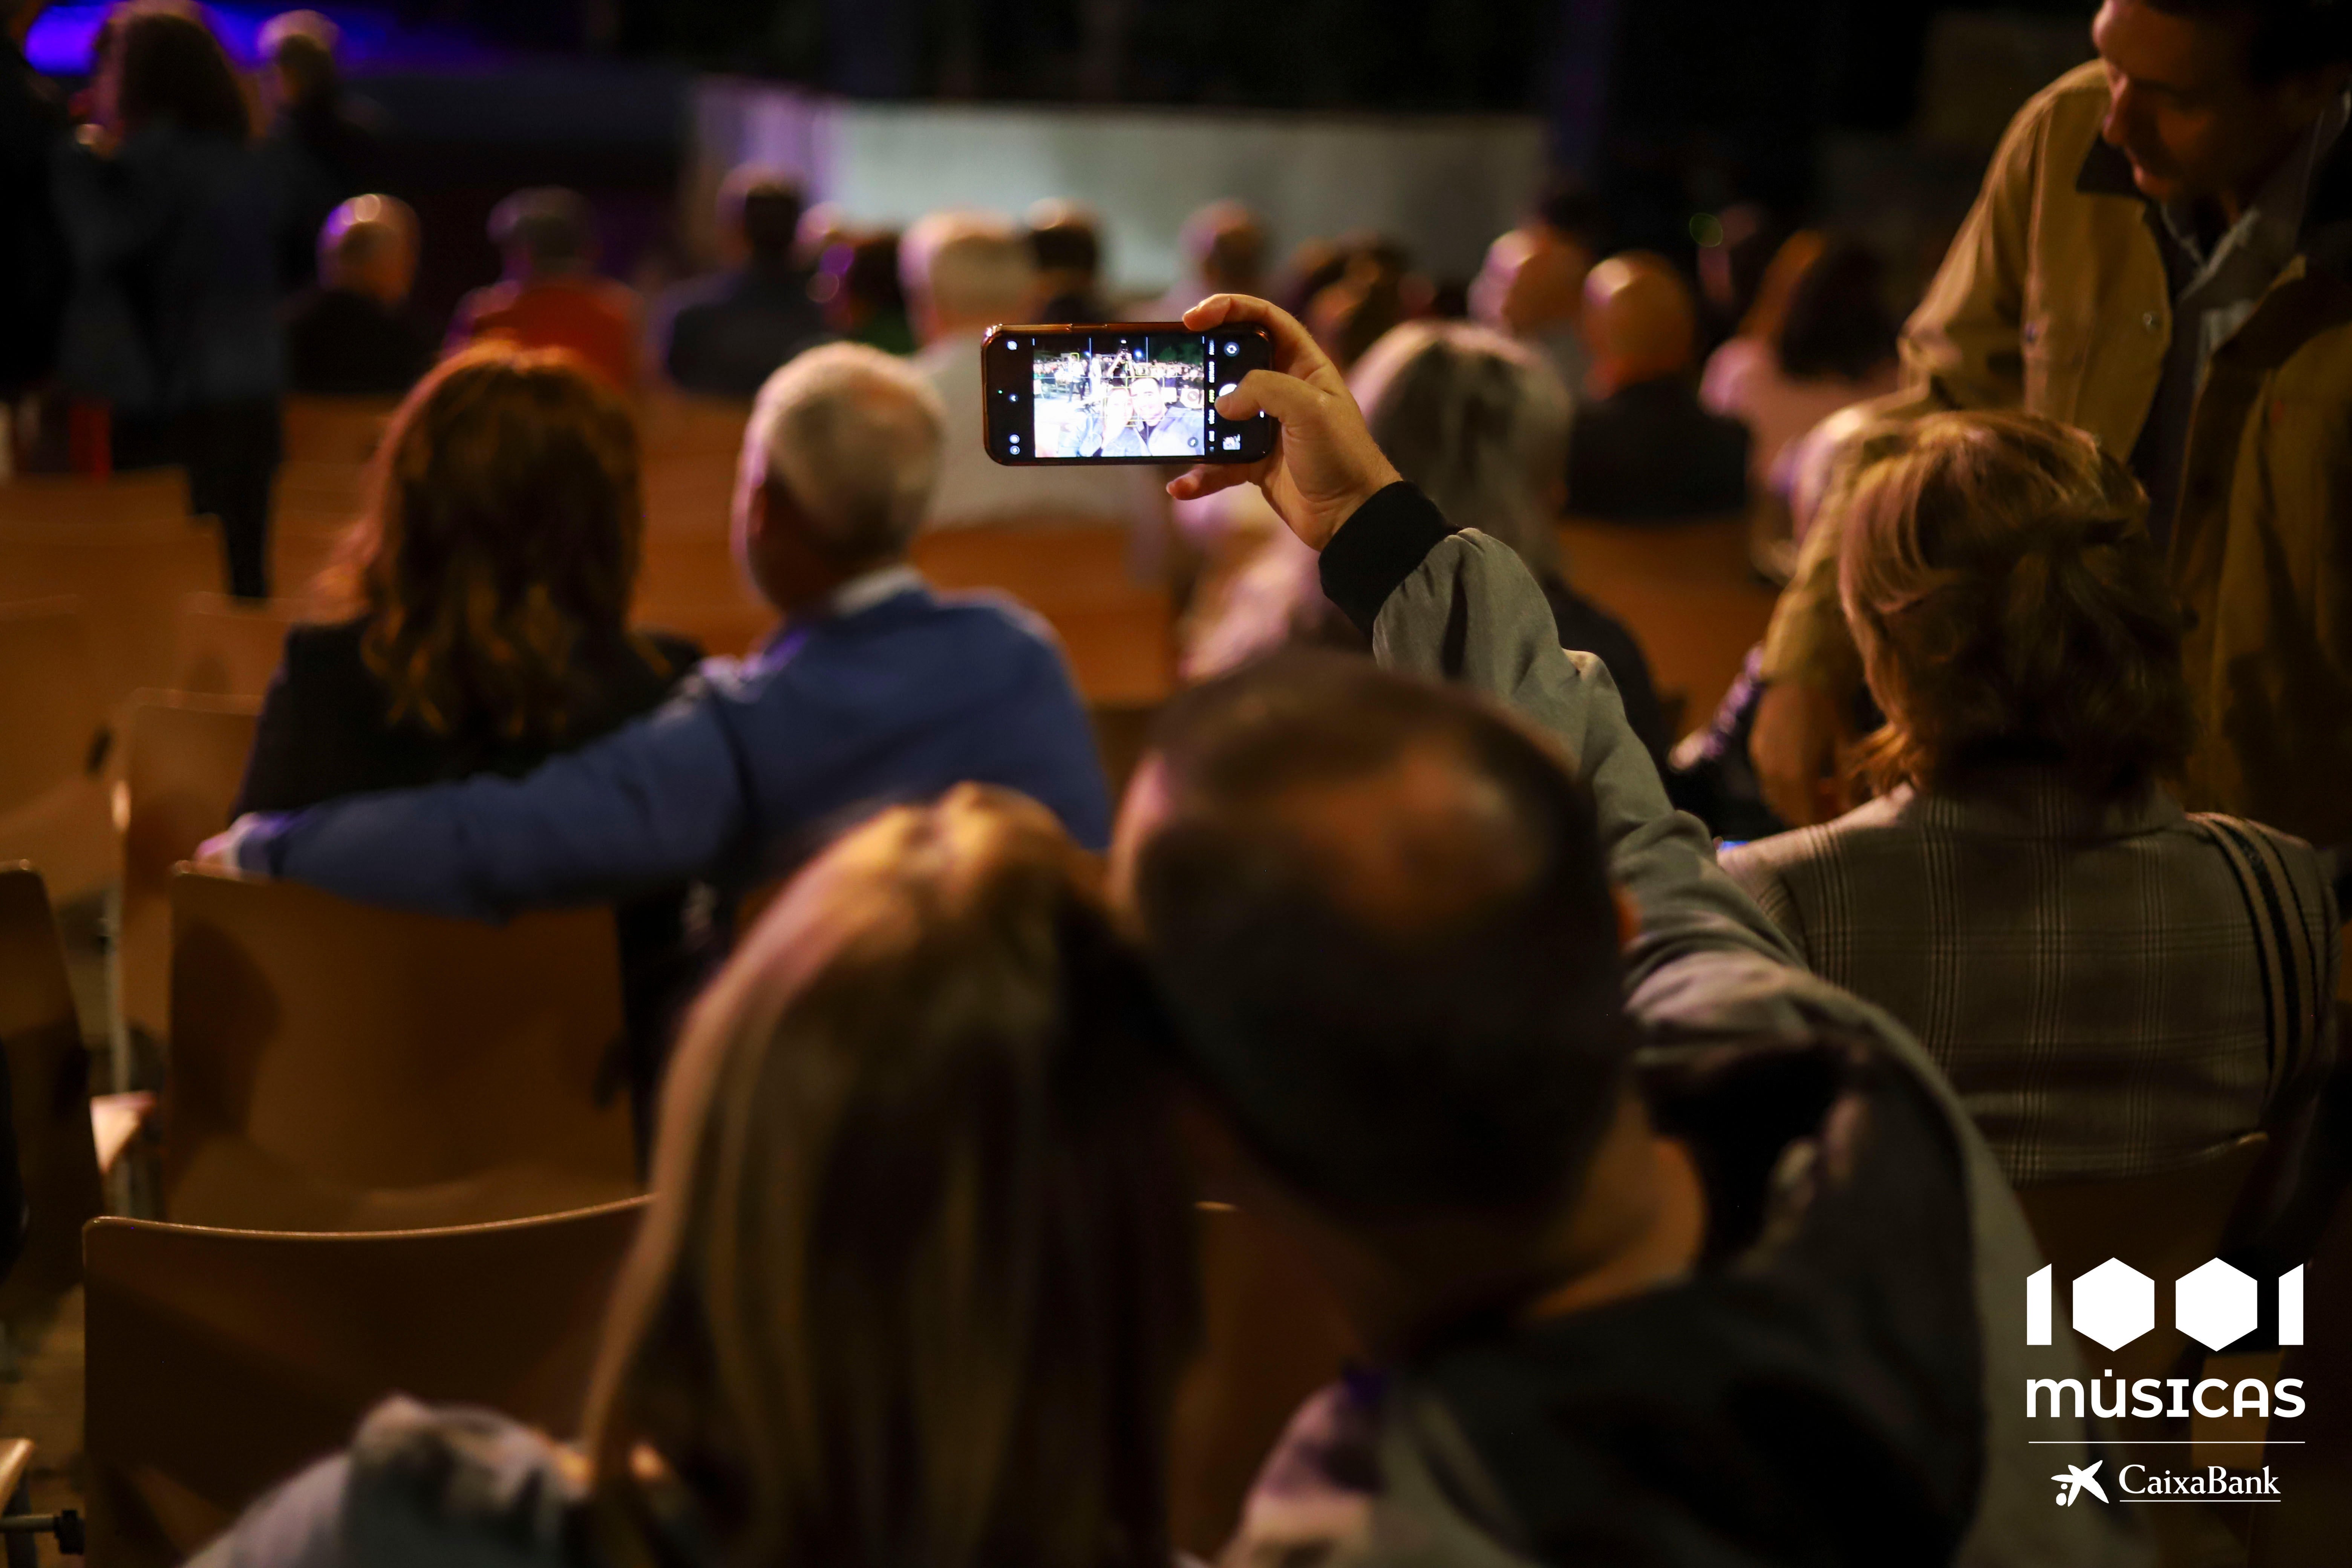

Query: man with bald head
<box><xmin>284</xmin><ymin>194</ymin><xmax>435</xmax><ymax>395</ymax></box>
<box><xmin>1562</xmin><ymin>252</ymin><xmax>1750</xmax><ymax>520</ymax></box>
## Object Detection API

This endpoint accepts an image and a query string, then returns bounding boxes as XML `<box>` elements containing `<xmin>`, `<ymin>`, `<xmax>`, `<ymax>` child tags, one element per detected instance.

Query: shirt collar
<box><xmin>1888</xmin><ymin>769</ymin><xmax>2185</xmax><ymax>841</ymax></box>
<box><xmin>820</xmin><ymin>563</ymin><xmax>925</xmax><ymax>619</ymax></box>
<box><xmin>2158</xmin><ymin>89</ymin><xmax>2352</xmax><ymax>274</ymax></box>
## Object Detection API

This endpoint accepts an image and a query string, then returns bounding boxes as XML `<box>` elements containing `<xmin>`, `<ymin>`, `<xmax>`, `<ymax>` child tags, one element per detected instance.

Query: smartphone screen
<box><xmin>981</xmin><ymin>323</ymin><xmax>1276</xmax><ymax>465</ymax></box>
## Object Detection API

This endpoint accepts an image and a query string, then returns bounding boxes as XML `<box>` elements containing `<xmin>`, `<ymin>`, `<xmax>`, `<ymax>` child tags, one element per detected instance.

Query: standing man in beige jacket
<box><xmin>1751</xmin><ymin>0</ymin><xmax>2352</xmax><ymax>852</ymax></box>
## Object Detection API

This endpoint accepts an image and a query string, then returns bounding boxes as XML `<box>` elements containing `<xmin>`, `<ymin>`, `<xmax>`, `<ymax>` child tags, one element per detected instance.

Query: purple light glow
<box><xmin>25</xmin><ymin>3</ymin><xmax>503</xmax><ymax>76</ymax></box>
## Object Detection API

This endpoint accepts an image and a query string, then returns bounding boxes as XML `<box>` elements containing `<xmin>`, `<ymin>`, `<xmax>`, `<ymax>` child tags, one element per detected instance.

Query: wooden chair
<box><xmin>1091</xmin><ymin>701</ymin><xmax>1160</xmax><ymax>801</ymax></box>
<box><xmin>637</xmin><ymin>390</ymin><xmax>750</xmax><ymax>459</ymax></box>
<box><xmin>116</xmin><ymin>694</ymin><xmax>263</xmax><ymax>1046</ymax></box>
<box><xmin>0</xmin><ymin>518</ymin><xmax>223</xmax><ymax>721</ymax></box>
<box><xmin>280</xmin><ymin>395</ymin><xmax>397</xmax><ymax>466</ymax></box>
<box><xmin>269</xmin><ymin>520</ymin><xmax>346</xmax><ymax>610</ymax></box>
<box><xmin>638</xmin><ymin>528</ymin><xmax>760</xmax><ymax>610</ymax></box>
<box><xmin>1169</xmin><ymin>1203</ymin><xmax>1357</xmax><ymax>1556</ymax></box>
<box><xmin>0</xmin><ymin>600</ymin><xmax>113</xmax><ymax>903</ymax></box>
<box><xmin>1554</xmin><ymin>514</ymin><xmax>1778</xmax><ymax>728</ymax></box>
<box><xmin>1044</xmin><ymin>600</ymin><xmax>1175</xmax><ymax>705</ymax></box>
<box><xmin>173</xmin><ymin>593</ymin><xmax>297</xmax><ymax>699</ymax></box>
<box><xmin>272</xmin><ymin>459</ymin><xmax>369</xmax><ymax>522</ymax></box>
<box><xmin>84</xmin><ymin>1196</ymin><xmax>648</xmax><ymax>1568</ymax></box>
<box><xmin>911</xmin><ymin>521</ymin><xmax>1147</xmax><ymax>606</ymax></box>
<box><xmin>642</xmin><ymin>458</ymin><xmax>738</xmax><ymax>535</ymax></box>
<box><xmin>164</xmin><ymin>868</ymin><xmax>638</xmax><ymax>1230</ymax></box>
<box><xmin>0</xmin><ymin>866</ymin><xmax>106</xmax><ymax>1342</ymax></box>
<box><xmin>635</xmin><ymin>602</ymin><xmax>775</xmax><ymax>661</ymax></box>
<box><xmin>0</xmin><ymin>470</ymin><xmax>187</xmax><ymax>528</ymax></box>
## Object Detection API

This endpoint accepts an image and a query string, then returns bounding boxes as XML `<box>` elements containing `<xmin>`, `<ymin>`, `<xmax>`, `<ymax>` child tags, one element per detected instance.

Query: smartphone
<box><xmin>980</xmin><ymin>322</ymin><xmax>1277</xmax><ymax>465</ymax></box>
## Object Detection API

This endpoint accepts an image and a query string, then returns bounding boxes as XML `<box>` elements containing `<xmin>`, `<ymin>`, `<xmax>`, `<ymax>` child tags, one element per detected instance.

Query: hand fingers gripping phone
<box><xmin>981</xmin><ymin>322</ymin><xmax>1278</xmax><ymax>465</ymax></box>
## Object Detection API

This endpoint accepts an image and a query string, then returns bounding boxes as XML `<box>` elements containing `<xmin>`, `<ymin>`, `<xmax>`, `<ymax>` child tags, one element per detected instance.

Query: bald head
<box><xmin>320</xmin><ymin>194</ymin><xmax>418</xmax><ymax>306</ymax></box>
<box><xmin>1469</xmin><ymin>226</ymin><xmax>1589</xmax><ymax>338</ymax></box>
<box><xmin>1582</xmin><ymin>252</ymin><xmax>1698</xmax><ymax>395</ymax></box>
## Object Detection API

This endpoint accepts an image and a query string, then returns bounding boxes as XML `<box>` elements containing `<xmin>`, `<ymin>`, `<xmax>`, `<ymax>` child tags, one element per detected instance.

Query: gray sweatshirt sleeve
<box><xmin>1316</xmin><ymin>484</ymin><xmax>1799</xmax><ymax>1002</ymax></box>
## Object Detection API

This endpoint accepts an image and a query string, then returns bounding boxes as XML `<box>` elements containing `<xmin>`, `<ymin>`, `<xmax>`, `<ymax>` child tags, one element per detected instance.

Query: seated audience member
<box><xmin>188</xmin><ymin>787</ymin><xmax>1198</xmax><ymax>1568</ymax></box>
<box><xmin>236</xmin><ymin>344</ymin><xmax>699</xmax><ymax>816</ymax></box>
<box><xmin>902</xmin><ymin>211</ymin><xmax>1163</xmax><ymax>532</ymax></box>
<box><xmin>1184</xmin><ymin>321</ymin><xmax>1671</xmax><ymax>765</ymax></box>
<box><xmin>258</xmin><ymin>9</ymin><xmax>380</xmax><ymax>294</ymax></box>
<box><xmin>1469</xmin><ymin>180</ymin><xmax>1607</xmax><ymax>403</ymax></box>
<box><xmin>283</xmin><ymin>194</ymin><xmax>435</xmax><ymax>395</ymax></box>
<box><xmin>1722</xmin><ymin>412</ymin><xmax>2338</xmax><ymax>1183</ymax></box>
<box><xmin>1125</xmin><ymin>294</ymin><xmax>2133</xmax><ymax>1566</ymax></box>
<box><xmin>814</xmin><ymin>227</ymin><xmax>917</xmax><ymax>354</ymax></box>
<box><xmin>205</xmin><ymin>342</ymin><xmax>1112</xmax><ymax>909</ymax></box>
<box><xmin>1563</xmin><ymin>253</ymin><xmax>1750</xmax><ymax>521</ymax></box>
<box><xmin>447</xmin><ymin>187</ymin><xmax>640</xmax><ymax>390</ymax></box>
<box><xmin>1026</xmin><ymin>198</ymin><xmax>1110</xmax><ymax>322</ymax></box>
<box><xmin>1701</xmin><ymin>232</ymin><xmax>1899</xmax><ymax>503</ymax></box>
<box><xmin>233</xmin><ymin>345</ymin><xmax>702</xmax><ymax>1138</ymax></box>
<box><xmin>1144</xmin><ymin>198</ymin><xmax>1266</xmax><ymax>320</ymax></box>
<box><xmin>1302</xmin><ymin>233</ymin><xmax>1421</xmax><ymax>372</ymax></box>
<box><xmin>651</xmin><ymin>165</ymin><xmax>828</xmax><ymax>399</ymax></box>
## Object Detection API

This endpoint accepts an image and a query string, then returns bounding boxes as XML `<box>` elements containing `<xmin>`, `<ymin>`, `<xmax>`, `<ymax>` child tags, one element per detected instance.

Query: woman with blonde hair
<box><xmin>1723</xmin><ymin>411</ymin><xmax>2337</xmax><ymax>1183</ymax></box>
<box><xmin>187</xmin><ymin>785</ymin><xmax>1201</xmax><ymax>1568</ymax></box>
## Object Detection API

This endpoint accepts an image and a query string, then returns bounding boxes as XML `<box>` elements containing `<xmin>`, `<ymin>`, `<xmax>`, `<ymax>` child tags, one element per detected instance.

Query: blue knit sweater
<box><xmin>231</xmin><ymin>582</ymin><xmax>1112</xmax><ymax>920</ymax></box>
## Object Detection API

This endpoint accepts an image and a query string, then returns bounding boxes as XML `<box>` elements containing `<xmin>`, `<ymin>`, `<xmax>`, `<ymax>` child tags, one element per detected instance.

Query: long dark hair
<box><xmin>584</xmin><ymin>786</ymin><xmax>1199</xmax><ymax>1568</ymax></box>
<box><xmin>109</xmin><ymin>3</ymin><xmax>254</xmax><ymax>142</ymax></box>
<box><xmin>330</xmin><ymin>344</ymin><xmax>651</xmax><ymax>746</ymax></box>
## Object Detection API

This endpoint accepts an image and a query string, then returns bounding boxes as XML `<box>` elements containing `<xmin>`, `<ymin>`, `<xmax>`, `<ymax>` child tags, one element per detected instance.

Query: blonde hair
<box><xmin>1834</xmin><ymin>410</ymin><xmax>2193</xmax><ymax>801</ymax></box>
<box><xmin>583</xmin><ymin>785</ymin><xmax>1197</xmax><ymax>1568</ymax></box>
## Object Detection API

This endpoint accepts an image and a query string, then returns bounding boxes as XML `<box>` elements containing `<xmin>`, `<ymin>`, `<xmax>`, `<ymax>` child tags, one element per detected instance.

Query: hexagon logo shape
<box><xmin>2072</xmin><ymin>1259</ymin><xmax>2155</xmax><ymax>1352</ymax></box>
<box><xmin>2175</xmin><ymin>1259</ymin><xmax>2258</xmax><ymax>1352</ymax></box>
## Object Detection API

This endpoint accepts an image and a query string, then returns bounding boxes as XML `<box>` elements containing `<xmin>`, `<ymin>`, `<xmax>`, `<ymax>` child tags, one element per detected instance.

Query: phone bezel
<box><xmin>979</xmin><ymin>322</ymin><xmax>1277</xmax><ymax>466</ymax></box>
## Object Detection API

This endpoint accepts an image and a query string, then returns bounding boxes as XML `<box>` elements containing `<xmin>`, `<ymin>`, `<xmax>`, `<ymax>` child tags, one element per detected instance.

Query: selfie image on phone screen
<box><xmin>982</xmin><ymin>323</ymin><xmax>1274</xmax><ymax>466</ymax></box>
<box><xmin>1036</xmin><ymin>334</ymin><xmax>1205</xmax><ymax>458</ymax></box>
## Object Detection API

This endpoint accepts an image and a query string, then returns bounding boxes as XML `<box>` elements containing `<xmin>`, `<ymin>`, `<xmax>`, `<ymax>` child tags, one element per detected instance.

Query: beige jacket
<box><xmin>1761</xmin><ymin>61</ymin><xmax>2352</xmax><ymax>847</ymax></box>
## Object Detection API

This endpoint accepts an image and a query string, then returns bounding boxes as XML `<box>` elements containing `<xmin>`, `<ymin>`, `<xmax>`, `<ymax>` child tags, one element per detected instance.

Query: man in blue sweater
<box><xmin>203</xmin><ymin>342</ymin><xmax>1111</xmax><ymax>917</ymax></box>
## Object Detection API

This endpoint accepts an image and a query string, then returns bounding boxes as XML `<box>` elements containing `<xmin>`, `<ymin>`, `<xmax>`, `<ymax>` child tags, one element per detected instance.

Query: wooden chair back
<box><xmin>116</xmin><ymin>695</ymin><xmax>263</xmax><ymax>1044</ymax></box>
<box><xmin>270</xmin><ymin>521</ymin><xmax>346</xmax><ymax>611</ymax></box>
<box><xmin>0</xmin><ymin>520</ymin><xmax>221</xmax><ymax>719</ymax></box>
<box><xmin>0</xmin><ymin>599</ymin><xmax>103</xmax><ymax>818</ymax></box>
<box><xmin>912</xmin><ymin>521</ymin><xmax>1144</xmax><ymax>605</ymax></box>
<box><xmin>2017</xmin><ymin>1133</ymin><xmax>2273</xmax><ymax>1386</ymax></box>
<box><xmin>1169</xmin><ymin>1203</ymin><xmax>1357</xmax><ymax>1556</ymax></box>
<box><xmin>0</xmin><ymin>470</ymin><xmax>187</xmax><ymax>528</ymax></box>
<box><xmin>164</xmin><ymin>868</ymin><xmax>637</xmax><ymax>1230</ymax></box>
<box><xmin>0</xmin><ymin>601</ymin><xmax>115</xmax><ymax>902</ymax></box>
<box><xmin>0</xmin><ymin>866</ymin><xmax>103</xmax><ymax>1332</ymax></box>
<box><xmin>272</xmin><ymin>459</ymin><xmax>369</xmax><ymax>522</ymax></box>
<box><xmin>1554</xmin><ymin>514</ymin><xmax>1776</xmax><ymax>730</ymax></box>
<box><xmin>280</xmin><ymin>395</ymin><xmax>397</xmax><ymax>466</ymax></box>
<box><xmin>638</xmin><ymin>391</ymin><xmax>750</xmax><ymax>459</ymax></box>
<box><xmin>172</xmin><ymin>594</ymin><xmax>297</xmax><ymax>699</ymax></box>
<box><xmin>637</xmin><ymin>528</ymin><xmax>760</xmax><ymax>610</ymax></box>
<box><xmin>83</xmin><ymin>1196</ymin><xmax>648</xmax><ymax>1568</ymax></box>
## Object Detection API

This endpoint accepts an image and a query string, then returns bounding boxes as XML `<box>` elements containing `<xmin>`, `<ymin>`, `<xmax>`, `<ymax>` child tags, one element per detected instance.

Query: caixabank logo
<box><xmin>2025</xmin><ymin>1259</ymin><xmax>2305</xmax><ymax>1508</ymax></box>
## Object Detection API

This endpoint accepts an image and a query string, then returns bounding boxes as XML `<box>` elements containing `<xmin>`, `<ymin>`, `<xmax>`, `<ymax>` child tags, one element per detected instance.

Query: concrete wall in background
<box><xmin>691</xmin><ymin>80</ymin><xmax>1547</xmax><ymax>292</ymax></box>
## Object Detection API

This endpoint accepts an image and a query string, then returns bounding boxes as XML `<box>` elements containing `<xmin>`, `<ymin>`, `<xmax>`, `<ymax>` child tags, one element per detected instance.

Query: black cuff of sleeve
<box><xmin>1317</xmin><ymin>482</ymin><xmax>1452</xmax><ymax>635</ymax></box>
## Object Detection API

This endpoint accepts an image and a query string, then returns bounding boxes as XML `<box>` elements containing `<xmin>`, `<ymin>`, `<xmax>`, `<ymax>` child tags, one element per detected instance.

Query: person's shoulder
<box><xmin>342</xmin><ymin>1398</ymin><xmax>588</xmax><ymax>1567</ymax></box>
<box><xmin>1991</xmin><ymin>59</ymin><xmax>2112</xmax><ymax>177</ymax></box>
<box><xmin>453</xmin><ymin>281</ymin><xmax>519</xmax><ymax>326</ymax></box>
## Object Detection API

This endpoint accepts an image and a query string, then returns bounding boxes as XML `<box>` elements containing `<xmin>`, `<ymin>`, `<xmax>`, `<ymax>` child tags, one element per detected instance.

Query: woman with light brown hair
<box><xmin>1723</xmin><ymin>410</ymin><xmax>2337</xmax><ymax>1185</ymax></box>
<box><xmin>233</xmin><ymin>343</ymin><xmax>700</xmax><ymax>818</ymax></box>
<box><xmin>187</xmin><ymin>784</ymin><xmax>1200</xmax><ymax>1568</ymax></box>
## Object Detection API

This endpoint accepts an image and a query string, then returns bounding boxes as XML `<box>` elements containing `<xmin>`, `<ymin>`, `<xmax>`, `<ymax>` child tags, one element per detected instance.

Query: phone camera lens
<box><xmin>1224</xmin><ymin>341</ymin><xmax>1239</xmax><ymax>355</ymax></box>
<box><xmin>1004</xmin><ymin>339</ymin><xmax>1019</xmax><ymax>350</ymax></box>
